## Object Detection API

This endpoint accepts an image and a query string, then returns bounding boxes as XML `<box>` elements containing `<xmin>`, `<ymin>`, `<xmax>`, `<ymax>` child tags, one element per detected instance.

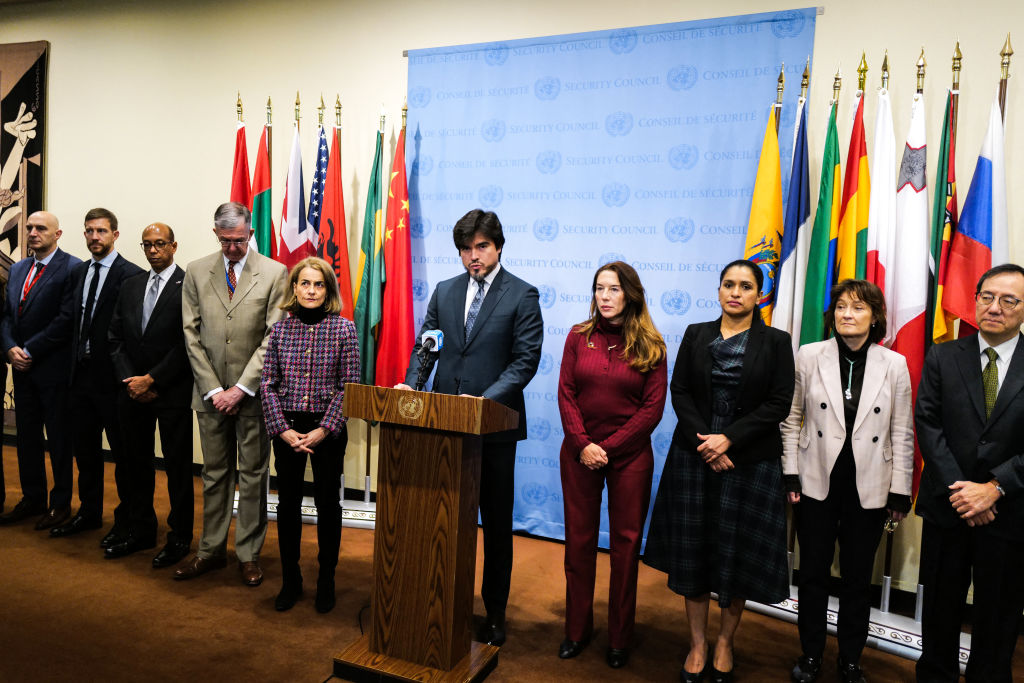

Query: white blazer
<box><xmin>781</xmin><ymin>338</ymin><xmax>914</xmax><ymax>509</ymax></box>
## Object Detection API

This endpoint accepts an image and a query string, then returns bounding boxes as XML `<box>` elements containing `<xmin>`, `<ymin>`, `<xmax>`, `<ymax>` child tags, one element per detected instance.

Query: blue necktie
<box><xmin>465</xmin><ymin>280</ymin><xmax>485</xmax><ymax>337</ymax></box>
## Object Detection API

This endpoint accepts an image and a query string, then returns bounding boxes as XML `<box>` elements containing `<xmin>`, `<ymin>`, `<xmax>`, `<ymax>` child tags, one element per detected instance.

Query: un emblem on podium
<box><xmin>397</xmin><ymin>394</ymin><xmax>424</xmax><ymax>420</ymax></box>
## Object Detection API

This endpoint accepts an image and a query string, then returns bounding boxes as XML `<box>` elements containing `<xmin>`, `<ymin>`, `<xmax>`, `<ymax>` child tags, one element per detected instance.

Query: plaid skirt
<box><xmin>643</xmin><ymin>440</ymin><xmax>790</xmax><ymax>608</ymax></box>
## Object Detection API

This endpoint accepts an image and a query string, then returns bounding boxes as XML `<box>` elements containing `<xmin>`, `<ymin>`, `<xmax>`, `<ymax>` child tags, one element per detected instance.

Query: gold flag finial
<box><xmin>801</xmin><ymin>57</ymin><xmax>810</xmax><ymax>98</ymax></box>
<box><xmin>402</xmin><ymin>98</ymin><xmax>408</xmax><ymax>128</ymax></box>
<box><xmin>294</xmin><ymin>91</ymin><xmax>301</xmax><ymax>123</ymax></box>
<box><xmin>318</xmin><ymin>94</ymin><xmax>325</xmax><ymax>127</ymax></box>
<box><xmin>236</xmin><ymin>91</ymin><xmax>243</xmax><ymax>122</ymax></box>
<box><xmin>335</xmin><ymin>95</ymin><xmax>342</xmax><ymax>128</ymax></box>
<box><xmin>832</xmin><ymin>66</ymin><xmax>842</xmax><ymax>104</ymax></box>
<box><xmin>776</xmin><ymin>63</ymin><xmax>785</xmax><ymax>105</ymax></box>
<box><xmin>952</xmin><ymin>41</ymin><xmax>963</xmax><ymax>89</ymax></box>
<box><xmin>266</xmin><ymin>96</ymin><xmax>272</xmax><ymax>126</ymax></box>
<box><xmin>881</xmin><ymin>51</ymin><xmax>890</xmax><ymax>90</ymax></box>
<box><xmin>916</xmin><ymin>48</ymin><xmax>927</xmax><ymax>94</ymax></box>
<box><xmin>1001</xmin><ymin>33</ymin><xmax>1014</xmax><ymax>80</ymax></box>
<box><xmin>379</xmin><ymin>105</ymin><xmax>386</xmax><ymax>134</ymax></box>
<box><xmin>857</xmin><ymin>51</ymin><xmax>868</xmax><ymax>91</ymax></box>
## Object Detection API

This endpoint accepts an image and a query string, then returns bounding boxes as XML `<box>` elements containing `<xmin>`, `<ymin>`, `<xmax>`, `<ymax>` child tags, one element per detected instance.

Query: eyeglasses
<box><xmin>218</xmin><ymin>237</ymin><xmax>249</xmax><ymax>247</ymax></box>
<box><xmin>140</xmin><ymin>240</ymin><xmax>171</xmax><ymax>250</ymax></box>
<box><xmin>975</xmin><ymin>292</ymin><xmax>1024</xmax><ymax>311</ymax></box>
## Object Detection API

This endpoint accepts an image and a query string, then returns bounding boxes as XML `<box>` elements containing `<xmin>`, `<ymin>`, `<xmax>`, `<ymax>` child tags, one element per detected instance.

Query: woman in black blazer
<box><xmin>645</xmin><ymin>259</ymin><xmax>795</xmax><ymax>683</ymax></box>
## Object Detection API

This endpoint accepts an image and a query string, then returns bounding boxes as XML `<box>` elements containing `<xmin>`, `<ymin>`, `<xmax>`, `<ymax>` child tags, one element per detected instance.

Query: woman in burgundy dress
<box><xmin>556</xmin><ymin>260</ymin><xmax>668</xmax><ymax>669</ymax></box>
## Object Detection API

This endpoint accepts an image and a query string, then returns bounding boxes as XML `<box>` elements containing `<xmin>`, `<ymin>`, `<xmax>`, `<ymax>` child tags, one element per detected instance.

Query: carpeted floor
<box><xmin>0</xmin><ymin>446</ymin><xmax>1016</xmax><ymax>681</ymax></box>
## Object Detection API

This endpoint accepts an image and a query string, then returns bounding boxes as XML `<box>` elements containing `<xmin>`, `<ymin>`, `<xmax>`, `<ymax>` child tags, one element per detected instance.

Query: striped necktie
<box><xmin>465</xmin><ymin>279</ymin><xmax>485</xmax><ymax>337</ymax></box>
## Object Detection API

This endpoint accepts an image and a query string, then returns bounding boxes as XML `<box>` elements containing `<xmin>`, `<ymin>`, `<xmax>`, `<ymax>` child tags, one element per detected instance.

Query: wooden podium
<box><xmin>334</xmin><ymin>384</ymin><xmax>519</xmax><ymax>683</ymax></box>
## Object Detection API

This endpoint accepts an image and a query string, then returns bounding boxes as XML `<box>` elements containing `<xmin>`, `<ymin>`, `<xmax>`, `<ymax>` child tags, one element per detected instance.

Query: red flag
<box><xmin>375</xmin><ymin>126</ymin><xmax>414</xmax><ymax>387</ymax></box>
<box><xmin>230</xmin><ymin>122</ymin><xmax>252</xmax><ymax>208</ymax></box>
<box><xmin>319</xmin><ymin>126</ymin><xmax>354</xmax><ymax>319</ymax></box>
<box><xmin>251</xmin><ymin>125</ymin><xmax>276</xmax><ymax>259</ymax></box>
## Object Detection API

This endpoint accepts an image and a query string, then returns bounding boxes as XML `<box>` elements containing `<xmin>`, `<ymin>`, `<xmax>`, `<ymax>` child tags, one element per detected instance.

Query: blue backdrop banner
<box><xmin>405</xmin><ymin>9</ymin><xmax>816</xmax><ymax>547</ymax></box>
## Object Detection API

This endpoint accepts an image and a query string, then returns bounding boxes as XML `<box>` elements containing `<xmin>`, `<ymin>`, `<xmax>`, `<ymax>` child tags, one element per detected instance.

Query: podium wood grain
<box><xmin>336</xmin><ymin>385</ymin><xmax>517</xmax><ymax>681</ymax></box>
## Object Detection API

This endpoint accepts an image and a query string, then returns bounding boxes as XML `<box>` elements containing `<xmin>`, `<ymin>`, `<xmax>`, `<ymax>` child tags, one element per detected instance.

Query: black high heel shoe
<box><xmin>680</xmin><ymin>645</ymin><xmax>709</xmax><ymax>683</ymax></box>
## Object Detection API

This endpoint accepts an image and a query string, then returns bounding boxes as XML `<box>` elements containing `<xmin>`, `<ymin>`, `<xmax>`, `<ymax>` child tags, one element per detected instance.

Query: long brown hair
<box><xmin>574</xmin><ymin>261</ymin><xmax>666</xmax><ymax>372</ymax></box>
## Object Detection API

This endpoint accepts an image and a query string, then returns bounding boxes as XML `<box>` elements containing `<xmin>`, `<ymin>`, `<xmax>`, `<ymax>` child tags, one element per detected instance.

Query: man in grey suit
<box><xmin>175</xmin><ymin>202</ymin><xmax>288</xmax><ymax>586</ymax></box>
<box><xmin>398</xmin><ymin>209</ymin><xmax>543</xmax><ymax>646</ymax></box>
<box><xmin>915</xmin><ymin>263</ymin><xmax>1024</xmax><ymax>682</ymax></box>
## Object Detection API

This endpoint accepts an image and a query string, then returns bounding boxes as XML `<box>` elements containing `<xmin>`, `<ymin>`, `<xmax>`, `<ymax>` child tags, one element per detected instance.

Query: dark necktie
<box><xmin>141</xmin><ymin>272</ymin><xmax>160</xmax><ymax>332</ymax></box>
<box><xmin>79</xmin><ymin>262</ymin><xmax>101</xmax><ymax>360</ymax></box>
<box><xmin>465</xmin><ymin>279</ymin><xmax>485</xmax><ymax>337</ymax></box>
<box><xmin>227</xmin><ymin>261</ymin><xmax>237</xmax><ymax>299</ymax></box>
<box><xmin>983</xmin><ymin>347</ymin><xmax>999</xmax><ymax>419</ymax></box>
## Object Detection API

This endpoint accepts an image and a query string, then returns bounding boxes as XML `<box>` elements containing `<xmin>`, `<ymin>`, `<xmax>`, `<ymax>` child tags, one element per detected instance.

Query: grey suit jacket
<box><xmin>182</xmin><ymin>250</ymin><xmax>288</xmax><ymax>416</ymax></box>
<box><xmin>405</xmin><ymin>266</ymin><xmax>543</xmax><ymax>442</ymax></box>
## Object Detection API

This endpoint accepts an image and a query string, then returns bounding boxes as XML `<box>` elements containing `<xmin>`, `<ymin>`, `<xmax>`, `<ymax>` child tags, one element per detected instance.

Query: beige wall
<box><xmin>3</xmin><ymin>0</ymin><xmax>1023</xmax><ymax>589</ymax></box>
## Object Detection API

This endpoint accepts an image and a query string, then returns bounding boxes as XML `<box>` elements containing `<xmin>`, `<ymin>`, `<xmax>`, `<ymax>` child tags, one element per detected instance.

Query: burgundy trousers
<box><xmin>560</xmin><ymin>445</ymin><xmax>653</xmax><ymax>649</ymax></box>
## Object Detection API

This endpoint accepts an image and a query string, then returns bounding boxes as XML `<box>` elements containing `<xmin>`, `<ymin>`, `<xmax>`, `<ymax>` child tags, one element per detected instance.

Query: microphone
<box><xmin>414</xmin><ymin>330</ymin><xmax>444</xmax><ymax>391</ymax></box>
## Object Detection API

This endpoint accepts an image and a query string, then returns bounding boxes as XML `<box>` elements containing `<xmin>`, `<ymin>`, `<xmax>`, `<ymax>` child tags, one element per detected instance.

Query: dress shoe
<box><xmin>476</xmin><ymin>613</ymin><xmax>506</xmax><ymax>647</ymax></box>
<box><xmin>709</xmin><ymin>666</ymin><xmax>734</xmax><ymax>683</ymax></box>
<box><xmin>99</xmin><ymin>529</ymin><xmax>125</xmax><ymax>548</ymax></box>
<box><xmin>240</xmin><ymin>560</ymin><xmax>264</xmax><ymax>586</ymax></box>
<box><xmin>275</xmin><ymin>581</ymin><xmax>303</xmax><ymax>611</ymax></box>
<box><xmin>49</xmin><ymin>512</ymin><xmax>100</xmax><ymax>537</ymax></box>
<box><xmin>173</xmin><ymin>555</ymin><xmax>227</xmax><ymax>580</ymax></box>
<box><xmin>104</xmin><ymin>536</ymin><xmax>157</xmax><ymax>559</ymax></box>
<box><xmin>681</xmin><ymin>644</ymin><xmax>709</xmax><ymax>683</ymax></box>
<box><xmin>606</xmin><ymin>647</ymin><xmax>629</xmax><ymax>668</ymax></box>
<box><xmin>837</xmin><ymin>655</ymin><xmax>866</xmax><ymax>683</ymax></box>
<box><xmin>791</xmin><ymin>655</ymin><xmax>822</xmax><ymax>682</ymax></box>
<box><xmin>0</xmin><ymin>499</ymin><xmax>46</xmax><ymax>525</ymax></box>
<box><xmin>558</xmin><ymin>636</ymin><xmax>590</xmax><ymax>659</ymax></box>
<box><xmin>315</xmin><ymin>577</ymin><xmax>336</xmax><ymax>614</ymax></box>
<box><xmin>35</xmin><ymin>506</ymin><xmax>71</xmax><ymax>531</ymax></box>
<box><xmin>152</xmin><ymin>540</ymin><xmax>191</xmax><ymax>568</ymax></box>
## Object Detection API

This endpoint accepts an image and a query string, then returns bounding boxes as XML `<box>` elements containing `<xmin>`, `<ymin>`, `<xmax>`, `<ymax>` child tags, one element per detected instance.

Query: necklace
<box><xmin>844</xmin><ymin>357</ymin><xmax>855</xmax><ymax>400</ymax></box>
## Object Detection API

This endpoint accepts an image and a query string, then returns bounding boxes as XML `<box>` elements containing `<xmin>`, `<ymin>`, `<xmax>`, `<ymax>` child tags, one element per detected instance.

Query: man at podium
<box><xmin>396</xmin><ymin>208</ymin><xmax>543</xmax><ymax>647</ymax></box>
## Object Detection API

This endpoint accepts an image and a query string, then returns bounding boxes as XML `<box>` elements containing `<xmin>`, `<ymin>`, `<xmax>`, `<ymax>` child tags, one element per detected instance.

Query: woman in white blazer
<box><xmin>782</xmin><ymin>279</ymin><xmax>914</xmax><ymax>683</ymax></box>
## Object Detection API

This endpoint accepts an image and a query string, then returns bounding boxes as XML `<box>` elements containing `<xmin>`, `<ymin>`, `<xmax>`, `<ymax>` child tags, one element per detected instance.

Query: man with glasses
<box><xmin>176</xmin><ymin>202</ymin><xmax>288</xmax><ymax>586</ymax></box>
<box><xmin>51</xmin><ymin>208</ymin><xmax>144</xmax><ymax>543</ymax></box>
<box><xmin>107</xmin><ymin>223</ymin><xmax>194</xmax><ymax>565</ymax></box>
<box><xmin>915</xmin><ymin>263</ymin><xmax>1024</xmax><ymax>682</ymax></box>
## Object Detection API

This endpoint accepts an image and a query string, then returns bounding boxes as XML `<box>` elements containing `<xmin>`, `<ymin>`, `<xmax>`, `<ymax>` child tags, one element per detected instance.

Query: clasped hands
<box><xmin>949</xmin><ymin>480</ymin><xmax>1002</xmax><ymax>527</ymax></box>
<box><xmin>697</xmin><ymin>433</ymin><xmax>734</xmax><ymax>472</ymax></box>
<box><xmin>6</xmin><ymin>346</ymin><xmax>31</xmax><ymax>372</ymax></box>
<box><xmin>123</xmin><ymin>374</ymin><xmax>158</xmax><ymax>403</ymax></box>
<box><xmin>280</xmin><ymin>426</ymin><xmax>328</xmax><ymax>454</ymax></box>
<box><xmin>579</xmin><ymin>443</ymin><xmax>608</xmax><ymax>470</ymax></box>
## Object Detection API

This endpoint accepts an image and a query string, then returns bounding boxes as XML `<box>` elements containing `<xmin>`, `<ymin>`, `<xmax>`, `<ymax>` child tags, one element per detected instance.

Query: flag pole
<box><xmin>801</xmin><ymin>57</ymin><xmax>809</xmax><ymax>99</ymax></box>
<box><xmin>912</xmin><ymin>48</ymin><xmax>927</xmax><ymax>622</ymax></box>
<box><xmin>266</xmin><ymin>97</ymin><xmax>273</xmax><ymax>174</ymax></box>
<box><xmin>236</xmin><ymin>91</ymin><xmax>243</xmax><ymax>122</ymax></box>
<box><xmin>951</xmin><ymin>42</ymin><xmax>962</xmax><ymax>145</ymax></box>
<box><xmin>365</xmin><ymin>107</ymin><xmax>387</xmax><ymax>506</ymax></box>
<box><xmin>832</xmin><ymin>65</ymin><xmax>842</xmax><ymax>106</ymax></box>
<box><xmin>775</xmin><ymin>63</ymin><xmax>784</xmax><ymax>135</ymax></box>
<box><xmin>1000</xmin><ymin>34</ymin><xmax>1013</xmax><ymax>122</ymax></box>
<box><xmin>917</xmin><ymin>48</ymin><xmax>927</xmax><ymax>95</ymax></box>
<box><xmin>881</xmin><ymin>51</ymin><xmax>890</xmax><ymax>91</ymax></box>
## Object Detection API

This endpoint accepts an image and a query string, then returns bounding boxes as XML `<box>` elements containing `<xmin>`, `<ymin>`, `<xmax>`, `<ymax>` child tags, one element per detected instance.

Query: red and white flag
<box><xmin>866</xmin><ymin>87</ymin><xmax>895</xmax><ymax>297</ymax></box>
<box><xmin>277</xmin><ymin>123</ymin><xmax>316</xmax><ymax>269</ymax></box>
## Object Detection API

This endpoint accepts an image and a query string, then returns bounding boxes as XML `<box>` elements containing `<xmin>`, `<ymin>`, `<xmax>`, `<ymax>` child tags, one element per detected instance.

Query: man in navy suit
<box><xmin>50</xmin><ymin>208</ymin><xmax>143</xmax><ymax>543</ymax></box>
<box><xmin>0</xmin><ymin>210</ymin><xmax>80</xmax><ymax>527</ymax></box>
<box><xmin>915</xmin><ymin>263</ymin><xmax>1024</xmax><ymax>682</ymax></box>
<box><xmin>398</xmin><ymin>209</ymin><xmax>543</xmax><ymax>646</ymax></box>
<box><xmin>107</xmin><ymin>223</ymin><xmax>194</xmax><ymax>565</ymax></box>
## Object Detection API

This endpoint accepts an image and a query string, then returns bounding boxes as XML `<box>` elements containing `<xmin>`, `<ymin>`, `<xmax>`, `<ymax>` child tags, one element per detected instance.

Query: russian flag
<box><xmin>943</xmin><ymin>96</ymin><xmax>1007</xmax><ymax>332</ymax></box>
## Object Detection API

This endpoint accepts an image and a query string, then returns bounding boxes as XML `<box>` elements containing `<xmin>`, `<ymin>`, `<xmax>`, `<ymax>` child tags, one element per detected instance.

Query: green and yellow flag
<box><xmin>354</xmin><ymin>130</ymin><xmax>384</xmax><ymax>384</ymax></box>
<box><xmin>928</xmin><ymin>92</ymin><xmax>958</xmax><ymax>345</ymax></box>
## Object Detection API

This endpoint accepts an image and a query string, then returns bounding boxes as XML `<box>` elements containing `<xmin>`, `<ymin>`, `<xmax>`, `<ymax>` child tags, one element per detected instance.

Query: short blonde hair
<box><xmin>280</xmin><ymin>257</ymin><xmax>342</xmax><ymax>314</ymax></box>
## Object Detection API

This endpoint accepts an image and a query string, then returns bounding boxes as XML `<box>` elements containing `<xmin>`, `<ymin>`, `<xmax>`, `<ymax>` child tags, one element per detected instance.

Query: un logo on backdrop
<box><xmin>771</xmin><ymin>10</ymin><xmax>806</xmax><ymax>38</ymax></box>
<box><xmin>665</xmin><ymin>217</ymin><xmax>695</xmax><ymax>243</ymax></box>
<box><xmin>533</xmin><ymin>218</ymin><xmax>559</xmax><ymax>242</ymax></box>
<box><xmin>605</xmin><ymin>111</ymin><xmax>634</xmax><ymax>137</ymax></box>
<box><xmin>537</xmin><ymin>352</ymin><xmax>554</xmax><ymax>375</ymax></box>
<box><xmin>536</xmin><ymin>150</ymin><xmax>562</xmax><ymax>174</ymax></box>
<box><xmin>485</xmin><ymin>43</ymin><xmax>510</xmax><ymax>66</ymax></box>
<box><xmin>478</xmin><ymin>185</ymin><xmax>503</xmax><ymax>208</ymax></box>
<box><xmin>661</xmin><ymin>289</ymin><xmax>692</xmax><ymax>315</ymax></box>
<box><xmin>667</xmin><ymin>64</ymin><xmax>699</xmax><ymax>91</ymax></box>
<box><xmin>410</xmin><ymin>155</ymin><xmax>433</xmax><ymax>177</ymax></box>
<box><xmin>481</xmin><ymin>119</ymin><xmax>506</xmax><ymax>142</ymax></box>
<box><xmin>534</xmin><ymin>76</ymin><xmax>561</xmax><ymax>101</ymax></box>
<box><xmin>408</xmin><ymin>86</ymin><xmax>432</xmax><ymax>108</ymax></box>
<box><xmin>528</xmin><ymin>418</ymin><xmax>551</xmax><ymax>441</ymax></box>
<box><xmin>654</xmin><ymin>432</ymin><xmax>673</xmax><ymax>457</ymax></box>
<box><xmin>668</xmin><ymin>144</ymin><xmax>699</xmax><ymax>170</ymax></box>
<box><xmin>411</xmin><ymin>279</ymin><xmax>429</xmax><ymax>302</ymax></box>
<box><xmin>522</xmin><ymin>482</ymin><xmax>550</xmax><ymax>506</ymax></box>
<box><xmin>608</xmin><ymin>29</ymin><xmax>638</xmax><ymax>54</ymax></box>
<box><xmin>602</xmin><ymin>182</ymin><xmax>630</xmax><ymax>207</ymax></box>
<box><xmin>538</xmin><ymin>285</ymin><xmax>557</xmax><ymax>309</ymax></box>
<box><xmin>410</xmin><ymin>218</ymin><xmax>431</xmax><ymax>239</ymax></box>
<box><xmin>599</xmin><ymin>252</ymin><xmax>627</xmax><ymax>266</ymax></box>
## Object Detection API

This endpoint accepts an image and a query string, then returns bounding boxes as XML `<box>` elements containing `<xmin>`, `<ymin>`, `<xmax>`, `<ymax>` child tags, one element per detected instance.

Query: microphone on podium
<box><xmin>414</xmin><ymin>330</ymin><xmax>444</xmax><ymax>391</ymax></box>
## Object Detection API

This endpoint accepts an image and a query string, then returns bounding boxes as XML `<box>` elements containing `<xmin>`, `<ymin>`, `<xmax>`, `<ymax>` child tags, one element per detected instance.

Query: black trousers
<box><xmin>71</xmin><ymin>363</ymin><xmax>126</xmax><ymax>525</ymax></box>
<box><xmin>916</xmin><ymin>520</ymin><xmax>1024</xmax><ymax>683</ymax></box>
<box><xmin>118</xmin><ymin>392</ymin><xmax>194</xmax><ymax>544</ymax></box>
<box><xmin>273</xmin><ymin>414</ymin><xmax>345</xmax><ymax>583</ymax></box>
<box><xmin>480</xmin><ymin>440</ymin><xmax>517</xmax><ymax>617</ymax></box>
<box><xmin>796</xmin><ymin>474</ymin><xmax>886</xmax><ymax>662</ymax></box>
<box><xmin>12</xmin><ymin>370</ymin><xmax>73</xmax><ymax>509</ymax></box>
